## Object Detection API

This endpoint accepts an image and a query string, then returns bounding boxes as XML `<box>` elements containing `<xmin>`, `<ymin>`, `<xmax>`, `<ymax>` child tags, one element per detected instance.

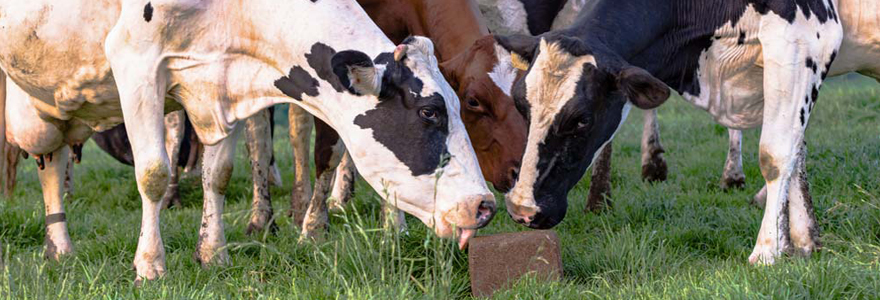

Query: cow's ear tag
<box><xmin>510</xmin><ymin>53</ymin><xmax>529</xmax><ymax>71</ymax></box>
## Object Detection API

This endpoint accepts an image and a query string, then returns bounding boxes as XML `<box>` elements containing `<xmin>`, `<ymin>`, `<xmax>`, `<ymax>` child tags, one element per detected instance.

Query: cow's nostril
<box><xmin>475</xmin><ymin>200</ymin><xmax>497</xmax><ymax>228</ymax></box>
<box><xmin>509</xmin><ymin>166</ymin><xmax>520</xmax><ymax>182</ymax></box>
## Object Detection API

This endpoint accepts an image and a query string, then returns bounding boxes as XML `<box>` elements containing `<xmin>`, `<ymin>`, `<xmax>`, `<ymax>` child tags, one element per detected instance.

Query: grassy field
<box><xmin>1</xmin><ymin>75</ymin><xmax>879</xmax><ymax>299</ymax></box>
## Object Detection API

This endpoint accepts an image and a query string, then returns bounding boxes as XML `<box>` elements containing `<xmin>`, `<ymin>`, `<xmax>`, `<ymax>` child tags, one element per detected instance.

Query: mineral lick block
<box><xmin>468</xmin><ymin>230</ymin><xmax>562</xmax><ymax>298</ymax></box>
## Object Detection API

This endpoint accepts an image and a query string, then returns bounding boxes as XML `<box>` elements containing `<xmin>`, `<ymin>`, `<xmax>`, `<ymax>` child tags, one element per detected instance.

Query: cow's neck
<box><xmin>564</xmin><ymin>0</ymin><xmax>729</xmax><ymax>93</ymax></box>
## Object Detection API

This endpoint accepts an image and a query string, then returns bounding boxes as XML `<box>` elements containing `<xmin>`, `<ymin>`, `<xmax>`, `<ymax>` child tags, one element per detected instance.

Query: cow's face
<box><xmin>277</xmin><ymin>37</ymin><xmax>496</xmax><ymax>248</ymax></box>
<box><xmin>494</xmin><ymin>34</ymin><xmax>669</xmax><ymax>229</ymax></box>
<box><xmin>438</xmin><ymin>36</ymin><xmax>527</xmax><ymax>193</ymax></box>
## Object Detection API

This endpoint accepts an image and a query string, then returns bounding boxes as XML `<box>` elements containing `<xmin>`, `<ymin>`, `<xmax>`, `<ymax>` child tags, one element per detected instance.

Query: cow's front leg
<box><xmin>586</xmin><ymin>141</ymin><xmax>613</xmax><ymax>212</ymax></box>
<box><xmin>161</xmin><ymin>111</ymin><xmax>185</xmax><ymax>209</ymax></box>
<box><xmin>328</xmin><ymin>152</ymin><xmax>357</xmax><ymax>212</ymax></box>
<box><xmin>641</xmin><ymin>109</ymin><xmax>667</xmax><ymax>182</ymax></box>
<box><xmin>288</xmin><ymin>105</ymin><xmax>313</xmax><ymax>225</ymax></box>
<box><xmin>749</xmin><ymin>16</ymin><xmax>839</xmax><ymax>264</ymax></box>
<box><xmin>244</xmin><ymin>109</ymin><xmax>277</xmax><ymax>235</ymax></box>
<box><xmin>39</xmin><ymin>146</ymin><xmax>74</xmax><ymax>260</ymax></box>
<box><xmin>194</xmin><ymin>126</ymin><xmax>240</xmax><ymax>266</ymax></box>
<box><xmin>720</xmin><ymin>129</ymin><xmax>746</xmax><ymax>190</ymax></box>
<box><xmin>106</xmin><ymin>41</ymin><xmax>171</xmax><ymax>283</ymax></box>
<box><xmin>300</xmin><ymin>119</ymin><xmax>343</xmax><ymax>241</ymax></box>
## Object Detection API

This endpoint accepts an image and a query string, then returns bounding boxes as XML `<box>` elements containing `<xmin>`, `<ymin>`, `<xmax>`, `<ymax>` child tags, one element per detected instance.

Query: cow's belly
<box><xmin>0</xmin><ymin>0</ymin><xmax>123</xmax><ymax>131</ymax></box>
<box><xmin>681</xmin><ymin>6</ymin><xmax>765</xmax><ymax>129</ymax></box>
<box><xmin>828</xmin><ymin>0</ymin><xmax>880</xmax><ymax>79</ymax></box>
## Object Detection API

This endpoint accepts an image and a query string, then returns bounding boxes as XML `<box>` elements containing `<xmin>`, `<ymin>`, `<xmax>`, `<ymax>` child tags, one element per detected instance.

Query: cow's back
<box><xmin>0</xmin><ymin>0</ymin><xmax>122</xmax><ymax>130</ymax></box>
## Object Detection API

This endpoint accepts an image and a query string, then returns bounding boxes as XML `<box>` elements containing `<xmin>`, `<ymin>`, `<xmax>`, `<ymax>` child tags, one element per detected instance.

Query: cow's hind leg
<box><xmin>194</xmin><ymin>126</ymin><xmax>240</xmax><ymax>266</ymax></box>
<box><xmin>328</xmin><ymin>152</ymin><xmax>357</xmax><ymax>212</ymax></box>
<box><xmin>288</xmin><ymin>105</ymin><xmax>313</xmax><ymax>226</ymax></box>
<box><xmin>720</xmin><ymin>129</ymin><xmax>746</xmax><ymax>190</ymax></box>
<box><xmin>586</xmin><ymin>141</ymin><xmax>613</xmax><ymax>212</ymax></box>
<box><xmin>40</xmin><ymin>146</ymin><xmax>74</xmax><ymax>260</ymax></box>
<box><xmin>162</xmin><ymin>111</ymin><xmax>185</xmax><ymax>209</ymax></box>
<box><xmin>788</xmin><ymin>142</ymin><xmax>819</xmax><ymax>256</ymax></box>
<box><xmin>244</xmin><ymin>109</ymin><xmax>277</xmax><ymax>235</ymax></box>
<box><xmin>641</xmin><ymin>109</ymin><xmax>667</xmax><ymax>182</ymax></box>
<box><xmin>749</xmin><ymin>14</ymin><xmax>840</xmax><ymax>264</ymax></box>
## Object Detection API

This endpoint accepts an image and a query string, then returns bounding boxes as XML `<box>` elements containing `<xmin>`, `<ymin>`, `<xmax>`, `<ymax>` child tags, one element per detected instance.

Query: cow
<box><xmin>495</xmin><ymin>0</ymin><xmax>877</xmax><ymax>265</ymax></box>
<box><xmin>0</xmin><ymin>0</ymin><xmax>495</xmax><ymax>282</ymax></box>
<box><xmin>281</xmin><ymin>0</ymin><xmax>529</xmax><ymax>229</ymax></box>
<box><xmin>480</xmin><ymin>0</ymin><xmax>777</xmax><ymax>210</ymax></box>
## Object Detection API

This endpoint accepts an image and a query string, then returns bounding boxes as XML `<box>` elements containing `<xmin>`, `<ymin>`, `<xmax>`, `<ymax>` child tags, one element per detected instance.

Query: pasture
<box><xmin>1</xmin><ymin>75</ymin><xmax>878</xmax><ymax>299</ymax></box>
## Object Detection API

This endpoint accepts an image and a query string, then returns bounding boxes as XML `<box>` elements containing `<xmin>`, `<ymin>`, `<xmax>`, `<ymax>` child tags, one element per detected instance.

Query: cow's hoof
<box><xmin>44</xmin><ymin>236</ymin><xmax>73</xmax><ymax>261</ymax></box>
<box><xmin>748</xmin><ymin>244</ymin><xmax>780</xmax><ymax>265</ymax></box>
<box><xmin>133</xmin><ymin>253</ymin><xmax>166</xmax><ymax>285</ymax></box>
<box><xmin>193</xmin><ymin>248</ymin><xmax>230</xmax><ymax>268</ymax></box>
<box><xmin>161</xmin><ymin>187</ymin><xmax>181</xmax><ymax>209</ymax></box>
<box><xmin>245</xmin><ymin>219</ymin><xmax>278</xmax><ymax>236</ymax></box>
<box><xmin>641</xmin><ymin>155</ymin><xmax>668</xmax><ymax>182</ymax></box>
<box><xmin>751</xmin><ymin>185</ymin><xmax>768</xmax><ymax>208</ymax></box>
<box><xmin>585</xmin><ymin>194</ymin><xmax>612</xmax><ymax>213</ymax></box>
<box><xmin>720</xmin><ymin>174</ymin><xmax>746</xmax><ymax>190</ymax></box>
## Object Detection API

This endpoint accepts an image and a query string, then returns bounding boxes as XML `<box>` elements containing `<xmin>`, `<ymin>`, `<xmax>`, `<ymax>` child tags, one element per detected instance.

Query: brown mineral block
<box><xmin>468</xmin><ymin>230</ymin><xmax>563</xmax><ymax>298</ymax></box>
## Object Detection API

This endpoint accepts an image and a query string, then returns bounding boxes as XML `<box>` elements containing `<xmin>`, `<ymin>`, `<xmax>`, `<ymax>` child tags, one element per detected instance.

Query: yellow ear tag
<box><xmin>510</xmin><ymin>53</ymin><xmax>529</xmax><ymax>71</ymax></box>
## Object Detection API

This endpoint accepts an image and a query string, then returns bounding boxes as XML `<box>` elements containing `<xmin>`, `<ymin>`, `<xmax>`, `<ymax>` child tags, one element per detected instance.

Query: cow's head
<box><xmin>276</xmin><ymin>37</ymin><xmax>496</xmax><ymax>248</ymax></box>
<box><xmin>493</xmin><ymin>34</ymin><xmax>669</xmax><ymax>229</ymax></box>
<box><xmin>438</xmin><ymin>36</ymin><xmax>527</xmax><ymax>193</ymax></box>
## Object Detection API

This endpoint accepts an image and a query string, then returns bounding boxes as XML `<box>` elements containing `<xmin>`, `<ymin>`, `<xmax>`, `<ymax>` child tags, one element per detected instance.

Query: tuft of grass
<box><xmin>1</xmin><ymin>74</ymin><xmax>878</xmax><ymax>298</ymax></box>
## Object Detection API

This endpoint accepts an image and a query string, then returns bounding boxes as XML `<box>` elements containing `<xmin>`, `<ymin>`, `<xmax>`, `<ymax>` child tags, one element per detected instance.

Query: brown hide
<box><xmin>355</xmin><ymin>0</ymin><xmax>527</xmax><ymax>191</ymax></box>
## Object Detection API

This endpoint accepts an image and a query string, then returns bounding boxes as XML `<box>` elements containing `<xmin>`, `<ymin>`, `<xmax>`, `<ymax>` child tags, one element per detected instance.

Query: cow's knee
<box><xmin>136</xmin><ymin>158</ymin><xmax>171</xmax><ymax>202</ymax></box>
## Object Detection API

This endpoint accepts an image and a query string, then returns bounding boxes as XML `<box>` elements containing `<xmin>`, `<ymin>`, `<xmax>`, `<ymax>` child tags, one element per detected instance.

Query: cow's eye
<box><xmin>466</xmin><ymin>98</ymin><xmax>480</xmax><ymax>109</ymax></box>
<box><xmin>419</xmin><ymin>107</ymin><xmax>440</xmax><ymax>124</ymax></box>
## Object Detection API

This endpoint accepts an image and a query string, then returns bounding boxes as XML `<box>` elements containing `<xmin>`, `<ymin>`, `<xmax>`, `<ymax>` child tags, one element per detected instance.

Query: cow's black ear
<box><xmin>494</xmin><ymin>34</ymin><xmax>539</xmax><ymax>66</ymax></box>
<box><xmin>616</xmin><ymin>66</ymin><xmax>670</xmax><ymax>109</ymax></box>
<box><xmin>331</xmin><ymin>50</ymin><xmax>382</xmax><ymax>96</ymax></box>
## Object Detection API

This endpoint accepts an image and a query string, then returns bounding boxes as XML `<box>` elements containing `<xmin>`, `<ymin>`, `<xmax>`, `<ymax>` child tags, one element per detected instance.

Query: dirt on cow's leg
<box><xmin>245</xmin><ymin>109</ymin><xmax>277</xmax><ymax>236</ymax></box>
<box><xmin>328</xmin><ymin>152</ymin><xmax>357</xmax><ymax>212</ymax></box>
<box><xmin>586</xmin><ymin>142</ymin><xmax>613</xmax><ymax>213</ymax></box>
<box><xmin>194</xmin><ymin>126</ymin><xmax>240</xmax><ymax>267</ymax></box>
<box><xmin>288</xmin><ymin>105</ymin><xmax>313</xmax><ymax>226</ymax></box>
<box><xmin>788</xmin><ymin>142</ymin><xmax>820</xmax><ymax>257</ymax></box>
<box><xmin>641</xmin><ymin>109</ymin><xmax>668</xmax><ymax>182</ymax></box>
<box><xmin>160</xmin><ymin>111</ymin><xmax>185</xmax><ymax>209</ymax></box>
<box><xmin>39</xmin><ymin>146</ymin><xmax>74</xmax><ymax>260</ymax></box>
<box><xmin>720</xmin><ymin>129</ymin><xmax>746</xmax><ymax>190</ymax></box>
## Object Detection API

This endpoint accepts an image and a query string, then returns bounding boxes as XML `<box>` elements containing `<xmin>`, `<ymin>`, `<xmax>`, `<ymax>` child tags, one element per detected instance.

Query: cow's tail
<box><xmin>0</xmin><ymin>69</ymin><xmax>21</xmax><ymax>196</ymax></box>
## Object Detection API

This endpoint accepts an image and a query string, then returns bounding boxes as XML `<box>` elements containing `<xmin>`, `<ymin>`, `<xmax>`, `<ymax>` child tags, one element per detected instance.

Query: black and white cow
<box><xmin>496</xmin><ymin>0</ymin><xmax>877</xmax><ymax>264</ymax></box>
<box><xmin>0</xmin><ymin>0</ymin><xmax>495</xmax><ymax>282</ymax></box>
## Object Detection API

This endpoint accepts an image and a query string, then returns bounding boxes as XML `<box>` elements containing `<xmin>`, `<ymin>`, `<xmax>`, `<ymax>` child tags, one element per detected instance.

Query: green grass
<box><xmin>1</xmin><ymin>74</ymin><xmax>879</xmax><ymax>299</ymax></box>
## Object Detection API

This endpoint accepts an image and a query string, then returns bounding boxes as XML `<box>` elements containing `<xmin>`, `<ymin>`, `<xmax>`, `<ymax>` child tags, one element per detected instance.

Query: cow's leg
<box><xmin>194</xmin><ymin>125</ymin><xmax>239</xmax><ymax>266</ymax></box>
<box><xmin>105</xmin><ymin>47</ymin><xmax>171</xmax><ymax>283</ymax></box>
<box><xmin>161</xmin><ymin>111</ymin><xmax>185</xmax><ymax>209</ymax></box>
<box><xmin>267</xmin><ymin>106</ymin><xmax>282</xmax><ymax>188</ymax></box>
<box><xmin>586</xmin><ymin>141</ymin><xmax>613</xmax><ymax>212</ymax></box>
<box><xmin>328</xmin><ymin>152</ymin><xmax>357</xmax><ymax>212</ymax></box>
<box><xmin>39</xmin><ymin>146</ymin><xmax>74</xmax><ymax>260</ymax></box>
<box><xmin>753</xmin><ymin>184</ymin><xmax>768</xmax><ymax>208</ymax></box>
<box><xmin>788</xmin><ymin>142</ymin><xmax>819</xmax><ymax>256</ymax></box>
<box><xmin>720</xmin><ymin>129</ymin><xmax>746</xmax><ymax>190</ymax></box>
<box><xmin>244</xmin><ymin>109</ymin><xmax>277</xmax><ymax>235</ymax></box>
<box><xmin>63</xmin><ymin>154</ymin><xmax>75</xmax><ymax>197</ymax></box>
<box><xmin>288</xmin><ymin>105</ymin><xmax>313</xmax><ymax>225</ymax></box>
<box><xmin>381</xmin><ymin>202</ymin><xmax>408</xmax><ymax>233</ymax></box>
<box><xmin>300</xmin><ymin>119</ymin><xmax>342</xmax><ymax>240</ymax></box>
<box><xmin>641</xmin><ymin>109</ymin><xmax>667</xmax><ymax>182</ymax></box>
<box><xmin>0</xmin><ymin>69</ymin><xmax>21</xmax><ymax>197</ymax></box>
<box><xmin>749</xmin><ymin>17</ymin><xmax>839</xmax><ymax>264</ymax></box>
